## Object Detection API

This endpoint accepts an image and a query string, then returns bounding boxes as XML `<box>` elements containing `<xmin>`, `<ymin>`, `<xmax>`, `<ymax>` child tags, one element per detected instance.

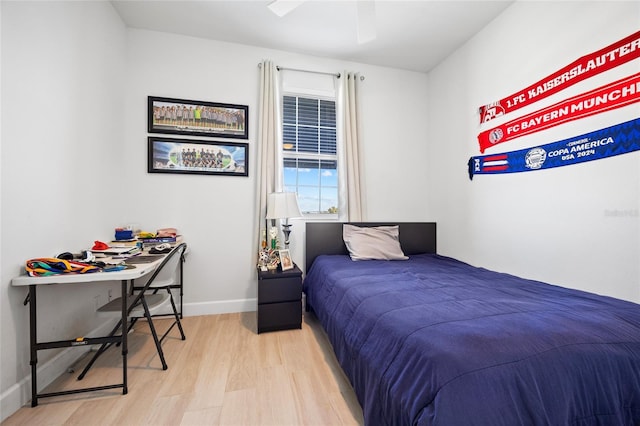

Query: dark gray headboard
<box><xmin>305</xmin><ymin>222</ymin><xmax>437</xmax><ymax>272</ymax></box>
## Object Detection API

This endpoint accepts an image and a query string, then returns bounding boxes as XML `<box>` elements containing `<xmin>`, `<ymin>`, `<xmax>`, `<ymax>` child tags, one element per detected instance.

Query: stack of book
<box><xmin>108</xmin><ymin>239</ymin><xmax>138</xmax><ymax>248</ymax></box>
<box><xmin>109</xmin><ymin>230</ymin><xmax>183</xmax><ymax>248</ymax></box>
<box><xmin>137</xmin><ymin>235</ymin><xmax>183</xmax><ymax>247</ymax></box>
<box><xmin>92</xmin><ymin>246</ymin><xmax>141</xmax><ymax>257</ymax></box>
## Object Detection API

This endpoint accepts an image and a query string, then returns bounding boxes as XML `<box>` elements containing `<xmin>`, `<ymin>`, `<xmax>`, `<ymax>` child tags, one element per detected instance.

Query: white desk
<box><xmin>12</xmin><ymin>257</ymin><xmax>164</xmax><ymax>407</ymax></box>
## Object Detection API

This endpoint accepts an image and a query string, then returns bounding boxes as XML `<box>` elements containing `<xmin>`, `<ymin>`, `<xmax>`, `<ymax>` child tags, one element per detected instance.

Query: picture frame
<box><xmin>148</xmin><ymin>96</ymin><xmax>248</xmax><ymax>139</ymax></box>
<box><xmin>279</xmin><ymin>249</ymin><xmax>294</xmax><ymax>271</ymax></box>
<box><xmin>148</xmin><ymin>136</ymin><xmax>248</xmax><ymax>177</ymax></box>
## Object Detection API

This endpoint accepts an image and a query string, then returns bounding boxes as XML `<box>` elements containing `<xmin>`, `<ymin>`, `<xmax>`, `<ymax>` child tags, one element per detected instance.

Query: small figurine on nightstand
<box><xmin>257</xmin><ymin>229</ymin><xmax>280</xmax><ymax>272</ymax></box>
<box><xmin>267</xmin><ymin>250</ymin><xmax>280</xmax><ymax>271</ymax></box>
<box><xmin>258</xmin><ymin>249</ymin><xmax>270</xmax><ymax>272</ymax></box>
<box><xmin>258</xmin><ymin>230</ymin><xmax>269</xmax><ymax>271</ymax></box>
<box><xmin>269</xmin><ymin>226</ymin><xmax>278</xmax><ymax>249</ymax></box>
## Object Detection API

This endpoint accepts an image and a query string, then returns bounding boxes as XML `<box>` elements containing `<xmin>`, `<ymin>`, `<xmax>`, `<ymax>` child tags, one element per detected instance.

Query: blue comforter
<box><xmin>303</xmin><ymin>254</ymin><xmax>640</xmax><ymax>425</ymax></box>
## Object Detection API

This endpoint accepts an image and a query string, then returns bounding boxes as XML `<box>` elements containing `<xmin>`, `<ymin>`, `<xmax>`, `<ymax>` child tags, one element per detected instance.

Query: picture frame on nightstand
<box><xmin>279</xmin><ymin>249</ymin><xmax>293</xmax><ymax>271</ymax></box>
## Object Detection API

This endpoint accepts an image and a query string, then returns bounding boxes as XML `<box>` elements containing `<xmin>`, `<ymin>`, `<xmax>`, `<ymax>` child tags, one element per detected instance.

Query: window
<box><xmin>282</xmin><ymin>95</ymin><xmax>338</xmax><ymax>215</ymax></box>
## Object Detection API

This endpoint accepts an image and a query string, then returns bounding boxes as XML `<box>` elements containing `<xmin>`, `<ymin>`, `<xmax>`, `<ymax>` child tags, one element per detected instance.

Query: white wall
<box><xmin>427</xmin><ymin>1</ymin><xmax>640</xmax><ymax>302</ymax></box>
<box><xmin>0</xmin><ymin>3</ymin><xmax>429</xmax><ymax>418</ymax></box>
<box><xmin>119</xmin><ymin>29</ymin><xmax>430</xmax><ymax>314</ymax></box>
<box><xmin>0</xmin><ymin>0</ymin><xmax>127</xmax><ymax>418</ymax></box>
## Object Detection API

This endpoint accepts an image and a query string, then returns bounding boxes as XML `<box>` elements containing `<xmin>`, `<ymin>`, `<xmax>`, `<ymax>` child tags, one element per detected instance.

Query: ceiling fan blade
<box><xmin>356</xmin><ymin>0</ymin><xmax>377</xmax><ymax>44</ymax></box>
<box><xmin>267</xmin><ymin>0</ymin><xmax>306</xmax><ymax>17</ymax></box>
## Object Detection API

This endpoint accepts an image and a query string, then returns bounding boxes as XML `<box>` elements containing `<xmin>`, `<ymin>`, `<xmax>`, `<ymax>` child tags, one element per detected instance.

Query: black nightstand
<box><xmin>257</xmin><ymin>264</ymin><xmax>303</xmax><ymax>334</ymax></box>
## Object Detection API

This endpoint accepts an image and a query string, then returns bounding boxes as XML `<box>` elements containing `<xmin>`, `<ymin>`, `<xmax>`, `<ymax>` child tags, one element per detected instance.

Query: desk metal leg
<box><xmin>179</xmin><ymin>259</ymin><xmax>184</xmax><ymax>319</ymax></box>
<box><xmin>28</xmin><ymin>280</ymin><xmax>131</xmax><ymax>405</ymax></box>
<box><xmin>121</xmin><ymin>279</ymin><xmax>128</xmax><ymax>395</ymax></box>
<box><xmin>29</xmin><ymin>285</ymin><xmax>38</xmax><ymax>407</ymax></box>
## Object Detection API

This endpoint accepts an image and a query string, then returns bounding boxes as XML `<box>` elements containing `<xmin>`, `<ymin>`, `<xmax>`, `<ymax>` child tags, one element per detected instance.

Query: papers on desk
<box><xmin>92</xmin><ymin>246</ymin><xmax>141</xmax><ymax>258</ymax></box>
<box><xmin>124</xmin><ymin>255</ymin><xmax>164</xmax><ymax>264</ymax></box>
<box><xmin>92</xmin><ymin>247</ymin><xmax>134</xmax><ymax>255</ymax></box>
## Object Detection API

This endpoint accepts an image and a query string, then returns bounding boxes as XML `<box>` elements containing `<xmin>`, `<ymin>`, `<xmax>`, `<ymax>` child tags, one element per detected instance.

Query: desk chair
<box><xmin>77</xmin><ymin>243</ymin><xmax>187</xmax><ymax>380</ymax></box>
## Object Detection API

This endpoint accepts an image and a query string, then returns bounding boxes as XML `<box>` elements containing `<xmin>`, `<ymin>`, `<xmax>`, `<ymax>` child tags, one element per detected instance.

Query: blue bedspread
<box><xmin>303</xmin><ymin>254</ymin><xmax>640</xmax><ymax>425</ymax></box>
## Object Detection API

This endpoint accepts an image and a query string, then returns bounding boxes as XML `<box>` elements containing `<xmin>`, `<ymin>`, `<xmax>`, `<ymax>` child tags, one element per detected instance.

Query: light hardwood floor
<box><xmin>3</xmin><ymin>312</ymin><xmax>364</xmax><ymax>426</ymax></box>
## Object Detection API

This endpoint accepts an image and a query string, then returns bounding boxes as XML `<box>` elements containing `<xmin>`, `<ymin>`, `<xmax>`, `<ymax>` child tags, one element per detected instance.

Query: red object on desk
<box><xmin>92</xmin><ymin>241</ymin><xmax>109</xmax><ymax>250</ymax></box>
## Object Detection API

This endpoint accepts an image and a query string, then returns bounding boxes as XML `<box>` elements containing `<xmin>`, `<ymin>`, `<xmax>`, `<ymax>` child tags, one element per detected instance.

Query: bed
<box><xmin>303</xmin><ymin>222</ymin><xmax>640</xmax><ymax>426</ymax></box>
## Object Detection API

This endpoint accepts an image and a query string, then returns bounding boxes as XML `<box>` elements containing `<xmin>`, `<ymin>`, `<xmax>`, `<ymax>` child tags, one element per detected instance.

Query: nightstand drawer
<box><xmin>256</xmin><ymin>264</ymin><xmax>302</xmax><ymax>333</ymax></box>
<box><xmin>258</xmin><ymin>276</ymin><xmax>302</xmax><ymax>303</ymax></box>
<box><xmin>257</xmin><ymin>301</ymin><xmax>302</xmax><ymax>333</ymax></box>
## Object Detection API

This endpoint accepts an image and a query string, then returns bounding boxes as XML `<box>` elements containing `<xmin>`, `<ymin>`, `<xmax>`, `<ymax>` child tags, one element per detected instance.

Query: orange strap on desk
<box><xmin>25</xmin><ymin>258</ymin><xmax>101</xmax><ymax>277</ymax></box>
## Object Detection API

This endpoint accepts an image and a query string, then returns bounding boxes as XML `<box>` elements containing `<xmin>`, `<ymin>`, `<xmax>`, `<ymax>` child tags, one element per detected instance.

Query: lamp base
<box><xmin>282</xmin><ymin>223</ymin><xmax>292</xmax><ymax>248</ymax></box>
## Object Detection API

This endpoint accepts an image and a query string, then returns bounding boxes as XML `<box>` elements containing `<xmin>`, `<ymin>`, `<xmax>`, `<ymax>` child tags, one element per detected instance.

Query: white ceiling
<box><xmin>111</xmin><ymin>0</ymin><xmax>514</xmax><ymax>73</ymax></box>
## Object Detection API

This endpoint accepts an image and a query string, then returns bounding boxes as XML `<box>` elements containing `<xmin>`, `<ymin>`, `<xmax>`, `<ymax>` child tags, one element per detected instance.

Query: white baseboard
<box><xmin>183</xmin><ymin>298</ymin><xmax>257</xmax><ymax>317</ymax></box>
<box><xmin>0</xmin><ymin>299</ymin><xmax>256</xmax><ymax>422</ymax></box>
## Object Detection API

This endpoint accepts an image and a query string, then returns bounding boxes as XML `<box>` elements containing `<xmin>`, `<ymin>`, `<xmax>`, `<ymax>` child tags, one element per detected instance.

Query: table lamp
<box><xmin>266</xmin><ymin>192</ymin><xmax>302</xmax><ymax>249</ymax></box>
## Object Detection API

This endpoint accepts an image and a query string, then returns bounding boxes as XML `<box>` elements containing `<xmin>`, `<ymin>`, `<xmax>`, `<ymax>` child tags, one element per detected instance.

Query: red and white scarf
<box><xmin>478</xmin><ymin>31</ymin><xmax>640</xmax><ymax>124</ymax></box>
<box><xmin>478</xmin><ymin>72</ymin><xmax>640</xmax><ymax>153</ymax></box>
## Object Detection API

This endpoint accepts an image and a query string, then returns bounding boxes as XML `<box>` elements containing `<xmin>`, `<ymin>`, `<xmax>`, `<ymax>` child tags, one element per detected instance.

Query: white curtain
<box><xmin>255</xmin><ymin>60</ymin><xmax>281</xmax><ymax>258</ymax></box>
<box><xmin>339</xmin><ymin>72</ymin><xmax>365</xmax><ymax>221</ymax></box>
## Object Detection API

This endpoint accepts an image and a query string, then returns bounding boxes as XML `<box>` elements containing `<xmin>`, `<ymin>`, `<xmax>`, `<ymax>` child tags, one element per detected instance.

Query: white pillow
<box><xmin>343</xmin><ymin>224</ymin><xmax>408</xmax><ymax>261</ymax></box>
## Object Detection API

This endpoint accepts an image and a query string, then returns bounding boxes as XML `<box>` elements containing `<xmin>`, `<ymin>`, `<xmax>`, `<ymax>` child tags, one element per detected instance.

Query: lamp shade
<box><xmin>266</xmin><ymin>192</ymin><xmax>302</xmax><ymax>219</ymax></box>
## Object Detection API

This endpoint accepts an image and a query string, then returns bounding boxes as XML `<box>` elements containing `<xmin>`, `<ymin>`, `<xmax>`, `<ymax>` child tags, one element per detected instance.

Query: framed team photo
<box><xmin>148</xmin><ymin>96</ymin><xmax>248</xmax><ymax>139</ymax></box>
<box><xmin>148</xmin><ymin>136</ymin><xmax>249</xmax><ymax>177</ymax></box>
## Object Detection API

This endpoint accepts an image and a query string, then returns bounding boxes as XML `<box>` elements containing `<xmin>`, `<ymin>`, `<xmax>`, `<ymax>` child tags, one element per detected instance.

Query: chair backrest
<box><xmin>128</xmin><ymin>243</ymin><xmax>187</xmax><ymax>310</ymax></box>
<box><xmin>148</xmin><ymin>244</ymin><xmax>186</xmax><ymax>288</ymax></box>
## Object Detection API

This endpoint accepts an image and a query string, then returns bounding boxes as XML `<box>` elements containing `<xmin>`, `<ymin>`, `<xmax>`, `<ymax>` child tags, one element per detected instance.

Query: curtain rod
<box><xmin>257</xmin><ymin>63</ymin><xmax>365</xmax><ymax>81</ymax></box>
<box><xmin>257</xmin><ymin>62</ymin><xmax>340</xmax><ymax>78</ymax></box>
<box><xmin>277</xmin><ymin>65</ymin><xmax>341</xmax><ymax>79</ymax></box>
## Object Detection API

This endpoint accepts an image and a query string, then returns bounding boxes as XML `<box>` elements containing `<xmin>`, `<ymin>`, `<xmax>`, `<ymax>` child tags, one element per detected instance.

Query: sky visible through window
<box><xmin>284</xmin><ymin>159</ymin><xmax>337</xmax><ymax>214</ymax></box>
